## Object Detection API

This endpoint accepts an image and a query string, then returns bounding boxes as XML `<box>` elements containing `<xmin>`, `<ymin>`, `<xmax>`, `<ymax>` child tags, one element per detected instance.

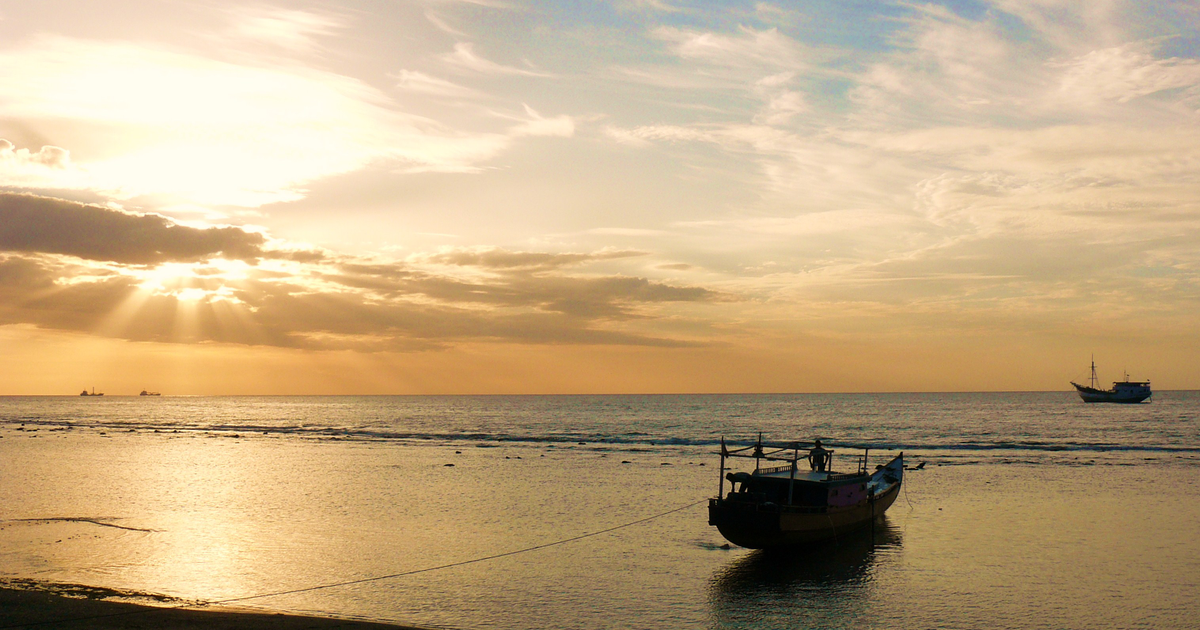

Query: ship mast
<box><xmin>1089</xmin><ymin>355</ymin><xmax>1098</xmax><ymax>389</ymax></box>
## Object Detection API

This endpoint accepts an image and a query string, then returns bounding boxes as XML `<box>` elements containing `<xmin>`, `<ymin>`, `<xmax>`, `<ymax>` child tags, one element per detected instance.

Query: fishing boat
<box><xmin>1070</xmin><ymin>358</ymin><xmax>1151</xmax><ymax>404</ymax></box>
<box><xmin>708</xmin><ymin>436</ymin><xmax>903</xmax><ymax>549</ymax></box>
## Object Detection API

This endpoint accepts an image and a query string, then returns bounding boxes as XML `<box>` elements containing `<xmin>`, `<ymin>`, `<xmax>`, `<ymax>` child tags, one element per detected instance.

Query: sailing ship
<box><xmin>1070</xmin><ymin>358</ymin><xmax>1151</xmax><ymax>403</ymax></box>
<box><xmin>708</xmin><ymin>436</ymin><xmax>903</xmax><ymax>549</ymax></box>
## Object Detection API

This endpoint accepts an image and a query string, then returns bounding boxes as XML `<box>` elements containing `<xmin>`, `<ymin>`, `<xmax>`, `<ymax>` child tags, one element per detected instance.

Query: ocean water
<box><xmin>1</xmin><ymin>392</ymin><xmax>1197</xmax><ymax>629</ymax></box>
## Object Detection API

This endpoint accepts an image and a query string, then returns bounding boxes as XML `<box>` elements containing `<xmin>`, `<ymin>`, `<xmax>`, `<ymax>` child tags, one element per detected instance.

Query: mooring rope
<box><xmin>1</xmin><ymin>498</ymin><xmax>708</xmax><ymax>629</ymax></box>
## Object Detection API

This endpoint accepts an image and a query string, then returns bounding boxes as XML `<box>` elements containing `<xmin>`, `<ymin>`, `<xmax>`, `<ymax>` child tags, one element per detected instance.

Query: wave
<box><xmin>7</xmin><ymin>418</ymin><xmax>1199</xmax><ymax>455</ymax></box>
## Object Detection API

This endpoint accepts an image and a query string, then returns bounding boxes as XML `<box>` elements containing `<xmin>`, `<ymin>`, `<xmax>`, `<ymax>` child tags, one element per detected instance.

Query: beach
<box><xmin>0</xmin><ymin>580</ymin><xmax>427</xmax><ymax>629</ymax></box>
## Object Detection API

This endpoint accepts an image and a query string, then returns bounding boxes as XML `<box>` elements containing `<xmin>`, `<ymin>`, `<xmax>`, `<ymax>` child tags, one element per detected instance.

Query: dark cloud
<box><xmin>329</xmin><ymin>257</ymin><xmax>720</xmax><ymax>319</ymax></box>
<box><xmin>270</xmin><ymin>248</ymin><xmax>326</xmax><ymax>263</ymax></box>
<box><xmin>0</xmin><ymin>245</ymin><xmax>722</xmax><ymax>350</ymax></box>
<box><xmin>0</xmin><ymin>255</ymin><xmax>56</xmax><ymax>290</ymax></box>
<box><xmin>0</xmin><ymin>193</ymin><xmax>266</xmax><ymax>264</ymax></box>
<box><xmin>241</xmin><ymin>280</ymin><xmax>702</xmax><ymax>349</ymax></box>
<box><xmin>0</xmin><ymin>256</ymin><xmax>140</xmax><ymax>333</ymax></box>
<box><xmin>427</xmin><ymin>248</ymin><xmax>645</xmax><ymax>271</ymax></box>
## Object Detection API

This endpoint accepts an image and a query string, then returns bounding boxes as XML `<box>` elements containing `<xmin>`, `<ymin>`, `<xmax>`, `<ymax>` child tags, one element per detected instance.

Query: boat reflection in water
<box><xmin>708</xmin><ymin>517</ymin><xmax>903</xmax><ymax>629</ymax></box>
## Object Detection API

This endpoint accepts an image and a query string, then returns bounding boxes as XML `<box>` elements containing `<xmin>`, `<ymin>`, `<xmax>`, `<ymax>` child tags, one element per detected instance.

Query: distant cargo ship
<box><xmin>1070</xmin><ymin>359</ymin><xmax>1151</xmax><ymax>403</ymax></box>
<box><xmin>79</xmin><ymin>387</ymin><xmax>104</xmax><ymax>397</ymax></box>
<box><xmin>139</xmin><ymin>390</ymin><xmax>161</xmax><ymax>396</ymax></box>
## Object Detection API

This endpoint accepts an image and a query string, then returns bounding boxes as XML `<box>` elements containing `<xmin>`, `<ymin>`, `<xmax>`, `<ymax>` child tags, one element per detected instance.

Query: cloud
<box><xmin>632</xmin><ymin>25</ymin><xmax>820</xmax><ymax>127</ymax></box>
<box><xmin>335</xmin><ymin>247</ymin><xmax>718</xmax><ymax>321</ymax></box>
<box><xmin>0</xmin><ymin>193</ymin><xmax>265</xmax><ymax>264</ymax></box>
<box><xmin>509</xmin><ymin>104</ymin><xmax>575</xmax><ymax>137</ymax></box>
<box><xmin>653</xmin><ymin>26</ymin><xmax>807</xmax><ymax>70</ymax></box>
<box><xmin>0</xmin><ymin>211</ymin><xmax>722</xmax><ymax>350</ymax></box>
<box><xmin>1056</xmin><ymin>42</ymin><xmax>1200</xmax><ymax>104</ymax></box>
<box><xmin>223</xmin><ymin>7</ymin><xmax>345</xmax><ymax>53</ymax></box>
<box><xmin>394</xmin><ymin>70</ymin><xmax>482</xmax><ymax>98</ymax></box>
<box><xmin>0</xmin><ymin>35</ymin><xmax>564</xmax><ymax>206</ymax></box>
<box><xmin>424</xmin><ymin>10</ymin><xmax>469</xmax><ymax>37</ymax></box>
<box><xmin>614</xmin><ymin>0</ymin><xmax>684</xmax><ymax>13</ymax></box>
<box><xmin>324</xmin><ymin>264</ymin><xmax>717</xmax><ymax>323</ymax></box>
<box><xmin>425</xmin><ymin>247</ymin><xmax>643</xmax><ymax>271</ymax></box>
<box><xmin>0</xmin><ymin>140</ymin><xmax>68</xmax><ymax>169</ymax></box>
<box><xmin>756</xmin><ymin>89</ymin><xmax>806</xmax><ymax>125</ymax></box>
<box><xmin>440</xmin><ymin>42</ymin><xmax>553</xmax><ymax>77</ymax></box>
<box><xmin>0</xmin><ymin>140</ymin><xmax>82</xmax><ymax>189</ymax></box>
<box><xmin>846</xmin><ymin>4</ymin><xmax>1052</xmax><ymax>125</ymax></box>
<box><xmin>423</xmin><ymin>0</ymin><xmax>514</xmax><ymax>8</ymax></box>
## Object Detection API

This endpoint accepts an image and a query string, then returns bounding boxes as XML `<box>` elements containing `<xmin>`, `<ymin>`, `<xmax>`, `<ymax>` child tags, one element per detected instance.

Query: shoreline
<box><xmin>0</xmin><ymin>580</ymin><xmax>432</xmax><ymax>630</ymax></box>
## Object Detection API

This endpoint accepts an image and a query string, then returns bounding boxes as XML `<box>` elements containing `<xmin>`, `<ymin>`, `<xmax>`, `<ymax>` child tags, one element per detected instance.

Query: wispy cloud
<box><xmin>223</xmin><ymin>6</ymin><xmax>346</xmax><ymax>53</ymax></box>
<box><xmin>1056</xmin><ymin>42</ymin><xmax>1200</xmax><ymax>104</ymax></box>
<box><xmin>440</xmin><ymin>42</ymin><xmax>553</xmax><ymax>77</ymax></box>
<box><xmin>394</xmin><ymin>69</ymin><xmax>483</xmax><ymax>98</ymax></box>
<box><xmin>653</xmin><ymin>25</ymin><xmax>808</xmax><ymax>70</ymax></box>
<box><xmin>614</xmin><ymin>0</ymin><xmax>685</xmax><ymax>13</ymax></box>
<box><xmin>424</xmin><ymin>247</ymin><xmax>644</xmax><ymax>271</ymax></box>
<box><xmin>424</xmin><ymin>9</ymin><xmax>469</xmax><ymax>37</ymax></box>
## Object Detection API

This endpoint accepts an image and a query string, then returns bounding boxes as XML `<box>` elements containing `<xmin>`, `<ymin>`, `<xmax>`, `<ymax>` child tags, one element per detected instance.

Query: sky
<box><xmin>1</xmin><ymin>0</ymin><xmax>1198</xmax><ymax>394</ymax></box>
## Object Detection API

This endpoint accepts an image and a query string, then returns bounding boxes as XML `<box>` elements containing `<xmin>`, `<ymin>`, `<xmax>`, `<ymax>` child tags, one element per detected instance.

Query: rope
<box><xmin>1</xmin><ymin>498</ymin><xmax>707</xmax><ymax>629</ymax></box>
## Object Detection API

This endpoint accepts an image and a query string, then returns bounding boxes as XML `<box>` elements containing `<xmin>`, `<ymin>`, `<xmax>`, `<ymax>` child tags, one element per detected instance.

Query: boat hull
<box><xmin>709</xmin><ymin>454</ymin><xmax>904</xmax><ymax>549</ymax></box>
<box><xmin>1071</xmin><ymin>383</ymin><xmax>1151</xmax><ymax>404</ymax></box>
<box><xmin>709</xmin><ymin>482</ymin><xmax>899</xmax><ymax>548</ymax></box>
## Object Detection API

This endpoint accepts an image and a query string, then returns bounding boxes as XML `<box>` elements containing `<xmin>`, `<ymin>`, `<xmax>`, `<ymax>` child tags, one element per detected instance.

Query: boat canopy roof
<box><xmin>753</xmin><ymin>468</ymin><xmax>863</xmax><ymax>483</ymax></box>
<box><xmin>720</xmin><ymin>437</ymin><xmax>875</xmax><ymax>461</ymax></box>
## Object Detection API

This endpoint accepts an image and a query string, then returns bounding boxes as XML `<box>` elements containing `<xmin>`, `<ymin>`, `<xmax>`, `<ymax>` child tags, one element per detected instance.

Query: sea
<box><xmin>1</xmin><ymin>392</ymin><xmax>1197</xmax><ymax>629</ymax></box>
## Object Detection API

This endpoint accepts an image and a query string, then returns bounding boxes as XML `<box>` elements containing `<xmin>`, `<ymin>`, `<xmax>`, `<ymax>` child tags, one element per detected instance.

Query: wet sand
<box><xmin>0</xmin><ymin>581</ymin><xmax>428</xmax><ymax>630</ymax></box>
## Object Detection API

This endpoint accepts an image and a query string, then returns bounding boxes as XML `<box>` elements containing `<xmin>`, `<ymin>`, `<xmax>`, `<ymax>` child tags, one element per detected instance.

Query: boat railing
<box><xmin>827</xmin><ymin>472</ymin><xmax>868</xmax><ymax>481</ymax></box>
<box><xmin>718</xmin><ymin>434</ymin><xmax>880</xmax><ymax>499</ymax></box>
<box><xmin>755</xmin><ymin>460</ymin><xmax>871</xmax><ymax>478</ymax></box>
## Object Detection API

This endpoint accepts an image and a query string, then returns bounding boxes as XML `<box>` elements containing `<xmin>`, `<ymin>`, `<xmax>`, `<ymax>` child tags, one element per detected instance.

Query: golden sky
<box><xmin>1</xmin><ymin>1</ymin><xmax>1198</xmax><ymax>394</ymax></box>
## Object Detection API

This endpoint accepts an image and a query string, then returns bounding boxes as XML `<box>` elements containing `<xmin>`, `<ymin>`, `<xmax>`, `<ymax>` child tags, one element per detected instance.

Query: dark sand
<box><xmin>0</xmin><ymin>581</ymin><xmax>429</xmax><ymax>630</ymax></box>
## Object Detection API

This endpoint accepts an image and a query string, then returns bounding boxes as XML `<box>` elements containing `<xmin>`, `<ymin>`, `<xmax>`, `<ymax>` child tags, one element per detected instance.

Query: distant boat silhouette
<box><xmin>79</xmin><ymin>387</ymin><xmax>104</xmax><ymax>397</ymax></box>
<box><xmin>1070</xmin><ymin>357</ymin><xmax>1151</xmax><ymax>403</ymax></box>
<box><xmin>139</xmin><ymin>390</ymin><xmax>161</xmax><ymax>396</ymax></box>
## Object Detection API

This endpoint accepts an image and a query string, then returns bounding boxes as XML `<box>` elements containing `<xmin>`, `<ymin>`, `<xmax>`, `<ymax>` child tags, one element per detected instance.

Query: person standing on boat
<box><xmin>808</xmin><ymin>440</ymin><xmax>831</xmax><ymax>472</ymax></box>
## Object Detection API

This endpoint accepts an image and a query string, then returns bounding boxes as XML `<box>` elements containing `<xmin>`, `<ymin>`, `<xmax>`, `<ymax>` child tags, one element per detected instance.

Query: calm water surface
<box><xmin>1</xmin><ymin>393</ymin><xmax>1198</xmax><ymax>629</ymax></box>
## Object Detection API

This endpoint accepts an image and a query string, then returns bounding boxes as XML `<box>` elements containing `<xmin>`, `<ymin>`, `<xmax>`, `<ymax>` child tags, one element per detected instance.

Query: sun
<box><xmin>127</xmin><ymin>259</ymin><xmax>251</xmax><ymax>302</ymax></box>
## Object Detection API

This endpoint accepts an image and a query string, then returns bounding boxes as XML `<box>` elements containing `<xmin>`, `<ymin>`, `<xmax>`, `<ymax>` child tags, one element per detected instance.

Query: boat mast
<box><xmin>1089</xmin><ymin>355</ymin><xmax>1098</xmax><ymax>389</ymax></box>
<box><xmin>718</xmin><ymin>437</ymin><xmax>727</xmax><ymax>499</ymax></box>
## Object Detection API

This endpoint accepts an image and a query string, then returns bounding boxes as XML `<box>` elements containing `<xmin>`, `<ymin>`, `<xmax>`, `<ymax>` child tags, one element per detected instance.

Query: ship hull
<box><xmin>1071</xmin><ymin>383</ymin><xmax>1151</xmax><ymax>404</ymax></box>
